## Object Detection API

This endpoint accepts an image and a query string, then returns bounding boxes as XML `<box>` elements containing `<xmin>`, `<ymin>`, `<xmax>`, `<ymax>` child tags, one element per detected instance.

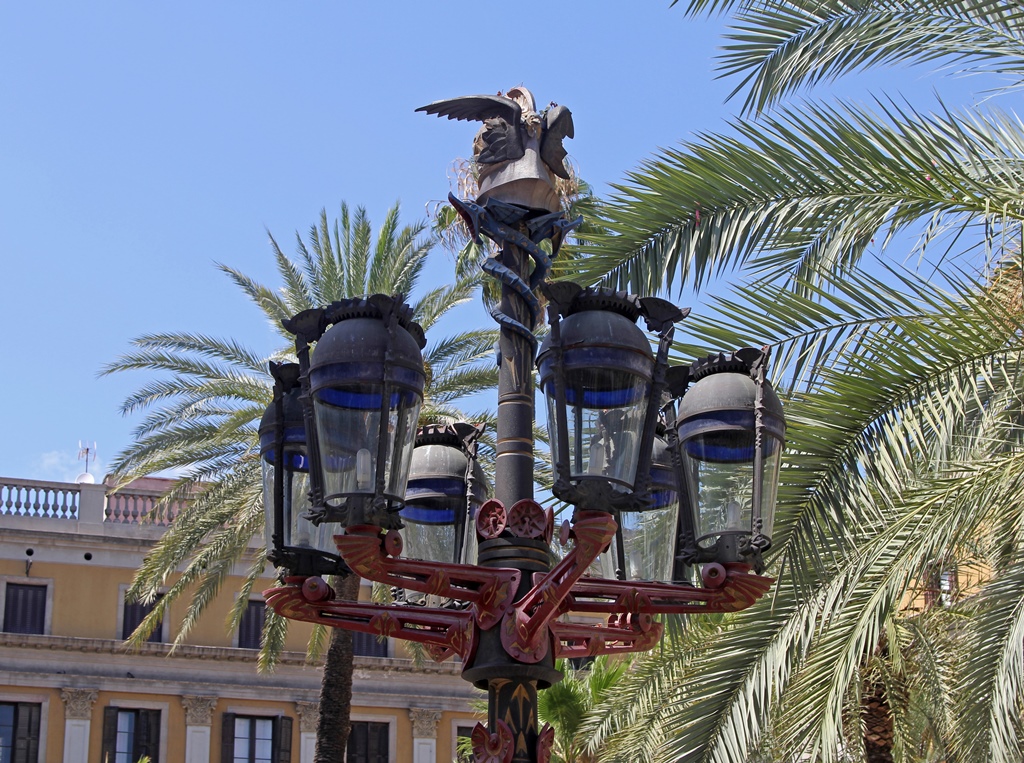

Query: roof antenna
<box><xmin>75</xmin><ymin>441</ymin><xmax>97</xmax><ymax>484</ymax></box>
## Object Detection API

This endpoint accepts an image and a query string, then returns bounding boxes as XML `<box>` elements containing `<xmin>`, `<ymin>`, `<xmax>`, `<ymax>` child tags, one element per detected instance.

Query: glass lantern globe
<box><xmin>673</xmin><ymin>349</ymin><xmax>785</xmax><ymax>568</ymax></box>
<box><xmin>537</xmin><ymin>288</ymin><xmax>656</xmax><ymax>508</ymax></box>
<box><xmin>305</xmin><ymin>298</ymin><xmax>426</xmax><ymax>527</ymax></box>
<box><xmin>259</xmin><ymin>363</ymin><xmax>343</xmax><ymax>576</ymax></box>
<box><xmin>400</xmin><ymin>423</ymin><xmax>489</xmax><ymax>567</ymax></box>
<box><xmin>588</xmin><ymin>431</ymin><xmax>683</xmax><ymax>582</ymax></box>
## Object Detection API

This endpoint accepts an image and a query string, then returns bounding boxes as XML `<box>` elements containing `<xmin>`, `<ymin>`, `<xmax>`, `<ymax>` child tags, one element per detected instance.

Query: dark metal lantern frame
<box><xmin>260</xmin><ymin>361</ymin><xmax>347</xmax><ymax>578</ymax></box>
<box><xmin>668</xmin><ymin>347</ymin><xmax>786</xmax><ymax>573</ymax></box>
<box><xmin>284</xmin><ymin>294</ymin><xmax>427</xmax><ymax>530</ymax></box>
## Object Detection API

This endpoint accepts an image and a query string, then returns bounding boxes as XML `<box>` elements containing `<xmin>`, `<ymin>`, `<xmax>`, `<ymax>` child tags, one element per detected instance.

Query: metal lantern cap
<box><xmin>259</xmin><ymin>384</ymin><xmax>304</xmax><ymax>452</ymax></box>
<box><xmin>308</xmin><ymin>298</ymin><xmax>426</xmax><ymax>391</ymax></box>
<box><xmin>675</xmin><ymin>350</ymin><xmax>785</xmax><ymax>436</ymax></box>
<box><xmin>405</xmin><ymin>422</ymin><xmax>488</xmax><ymax>522</ymax></box>
<box><xmin>537</xmin><ymin>286</ymin><xmax>654</xmax><ymax>390</ymax></box>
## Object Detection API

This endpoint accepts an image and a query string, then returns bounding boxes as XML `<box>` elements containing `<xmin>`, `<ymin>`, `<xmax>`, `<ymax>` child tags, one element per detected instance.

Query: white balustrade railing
<box><xmin>0</xmin><ymin>477</ymin><xmax>181</xmax><ymax>525</ymax></box>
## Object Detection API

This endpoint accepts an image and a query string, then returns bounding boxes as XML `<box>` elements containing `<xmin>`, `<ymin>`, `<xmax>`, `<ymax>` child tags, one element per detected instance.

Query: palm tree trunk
<box><xmin>314</xmin><ymin>573</ymin><xmax>360</xmax><ymax>763</ymax></box>
<box><xmin>862</xmin><ymin>680</ymin><xmax>894</xmax><ymax>763</ymax></box>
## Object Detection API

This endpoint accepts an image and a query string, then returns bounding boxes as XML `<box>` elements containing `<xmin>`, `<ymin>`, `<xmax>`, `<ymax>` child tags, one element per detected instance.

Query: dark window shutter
<box><xmin>369</xmin><ymin>722</ymin><xmax>388</xmax><ymax>763</ymax></box>
<box><xmin>122</xmin><ymin>594</ymin><xmax>164</xmax><ymax>642</ymax></box>
<box><xmin>238</xmin><ymin>600</ymin><xmax>265</xmax><ymax>649</ymax></box>
<box><xmin>347</xmin><ymin>721</ymin><xmax>366</xmax><ymax>762</ymax></box>
<box><xmin>101</xmin><ymin>707</ymin><xmax>118</xmax><ymax>762</ymax></box>
<box><xmin>352</xmin><ymin>631</ymin><xmax>387</xmax><ymax>657</ymax></box>
<box><xmin>135</xmin><ymin>709</ymin><xmax>160</xmax><ymax>763</ymax></box>
<box><xmin>346</xmin><ymin>722</ymin><xmax>388</xmax><ymax>763</ymax></box>
<box><xmin>274</xmin><ymin>715</ymin><xmax>293</xmax><ymax>763</ymax></box>
<box><xmin>3</xmin><ymin>585</ymin><xmax>46</xmax><ymax>634</ymax></box>
<box><xmin>221</xmin><ymin>712</ymin><xmax>236</xmax><ymax>763</ymax></box>
<box><xmin>13</xmin><ymin>703</ymin><xmax>40</xmax><ymax>763</ymax></box>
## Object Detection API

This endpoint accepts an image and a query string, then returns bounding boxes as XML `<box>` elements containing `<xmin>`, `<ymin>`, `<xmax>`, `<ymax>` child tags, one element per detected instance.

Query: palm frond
<box><xmin>680</xmin><ymin>0</ymin><xmax>1024</xmax><ymax>115</ymax></box>
<box><xmin>577</xmin><ymin>101</ymin><xmax>1024</xmax><ymax>296</ymax></box>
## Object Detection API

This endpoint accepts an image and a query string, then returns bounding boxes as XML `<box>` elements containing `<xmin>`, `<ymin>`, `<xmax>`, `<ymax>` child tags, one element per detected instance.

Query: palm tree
<box><xmin>103</xmin><ymin>202</ymin><xmax>499</xmax><ymax>762</ymax></box>
<box><xmin>536</xmin><ymin>657</ymin><xmax>627</xmax><ymax>763</ymax></box>
<box><xmin>567</xmin><ymin>2</ymin><xmax>1024</xmax><ymax>761</ymax></box>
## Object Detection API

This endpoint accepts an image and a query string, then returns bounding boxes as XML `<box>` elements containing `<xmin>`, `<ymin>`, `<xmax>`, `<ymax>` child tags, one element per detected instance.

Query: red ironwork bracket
<box><xmin>550</xmin><ymin>619</ymin><xmax>664</xmax><ymax>659</ymax></box>
<box><xmin>471</xmin><ymin>719</ymin><xmax>514</xmax><ymax>763</ymax></box>
<box><xmin>544</xmin><ymin>563</ymin><xmax>772</xmax><ymax>659</ymax></box>
<box><xmin>562</xmin><ymin>563</ymin><xmax>774</xmax><ymax>617</ymax></box>
<box><xmin>335</xmin><ymin>525</ymin><xmax>521</xmax><ymax>630</ymax></box>
<box><xmin>263</xmin><ymin>583</ymin><xmax>476</xmax><ymax>662</ymax></box>
<box><xmin>500</xmin><ymin>511</ymin><xmax>617</xmax><ymax>662</ymax></box>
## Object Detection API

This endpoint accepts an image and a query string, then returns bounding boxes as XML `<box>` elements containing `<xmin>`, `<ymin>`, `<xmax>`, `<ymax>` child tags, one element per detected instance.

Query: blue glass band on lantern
<box><xmin>539</xmin><ymin>360</ymin><xmax>652</xmax><ymax>408</ymax></box>
<box><xmin>310</xmin><ymin>362</ymin><xmax>425</xmax><ymax>409</ymax></box>
<box><xmin>677</xmin><ymin>410</ymin><xmax>785</xmax><ymax>462</ymax></box>
<box><xmin>260</xmin><ymin>427</ymin><xmax>310</xmax><ymax>471</ymax></box>
<box><xmin>260</xmin><ymin>426</ymin><xmax>307</xmax><ymax>449</ymax></box>
<box><xmin>648</xmin><ymin>488</ymin><xmax>677</xmax><ymax>510</ymax></box>
<box><xmin>262</xmin><ymin>449</ymin><xmax>310</xmax><ymax>472</ymax></box>
<box><xmin>400</xmin><ymin>506</ymin><xmax>458</xmax><ymax>525</ymax></box>
<box><xmin>405</xmin><ymin>477</ymin><xmax>467</xmax><ymax>499</ymax></box>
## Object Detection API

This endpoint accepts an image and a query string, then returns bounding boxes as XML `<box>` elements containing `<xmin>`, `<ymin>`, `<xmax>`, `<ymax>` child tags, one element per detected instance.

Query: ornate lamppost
<box><xmin>263</xmin><ymin>88</ymin><xmax>785</xmax><ymax>763</ymax></box>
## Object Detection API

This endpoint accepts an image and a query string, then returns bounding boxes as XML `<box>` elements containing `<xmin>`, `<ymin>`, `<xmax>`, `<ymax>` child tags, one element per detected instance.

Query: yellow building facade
<box><xmin>0</xmin><ymin>476</ymin><xmax>479</xmax><ymax>763</ymax></box>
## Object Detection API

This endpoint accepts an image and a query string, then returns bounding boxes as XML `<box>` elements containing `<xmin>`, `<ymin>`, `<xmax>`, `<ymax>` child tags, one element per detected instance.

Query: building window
<box><xmin>122</xmin><ymin>594</ymin><xmax>164</xmax><ymax>643</ymax></box>
<box><xmin>455</xmin><ymin>724</ymin><xmax>475</xmax><ymax>763</ymax></box>
<box><xmin>347</xmin><ymin>721</ymin><xmax>389</xmax><ymax>763</ymax></box>
<box><xmin>0</xmin><ymin>702</ymin><xmax>41</xmax><ymax>763</ymax></box>
<box><xmin>3</xmin><ymin>585</ymin><xmax>46</xmax><ymax>635</ymax></box>
<box><xmin>237</xmin><ymin>601</ymin><xmax>265</xmax><ymax>650</ymax></box>
<box><xmin>101</xmin><ymin>707</ymin><xmax>160</xmax><ymax>763</ymax></box>
<box><xmin>352</xmin><ymin>631</ymin><xmax>387</xmax><ymax>658</ymax></box>
<box><xmin>221</xmin><ymin>714</ymin><xmax>292</xmax><ymax>763</ymax></box>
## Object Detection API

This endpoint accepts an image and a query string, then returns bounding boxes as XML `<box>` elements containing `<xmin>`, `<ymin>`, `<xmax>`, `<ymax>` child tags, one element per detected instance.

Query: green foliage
<box><xmin>574</xmin><ymin>1</ymin><xmax>1024</xmax><ymax>761</ymax></box>
<box><xmin>537</xmin><ymin>656</ymin><xmax>628</xmax><ymax>763</ymax></box>
<box><xmin>104</xmin><ymin>202</ymin><xmax>498</xmax><ymax>663</ymax></box>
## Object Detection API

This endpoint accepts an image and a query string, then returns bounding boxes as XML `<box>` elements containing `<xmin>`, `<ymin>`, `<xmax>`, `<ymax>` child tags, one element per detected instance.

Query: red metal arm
<box><xmin>335</xmin><ymin>525</ymin><xmax>520</xmax><ymax>630</ymax></box>
<box><xmin>546</xmin><ymin>564</ymin><xmax>772</xmax><ymax>659</ymax></box>
<box><xmin>500</xmin><ymin>511</ymin><xmax>617</xmax><ymax>662</ymax></box>
<box><xmin>550</xmin><ymin>619</ymin><xmax>664</xmax><ymax>659</ymax></box>
<box><xmin>563</xmin><ymin>563</ymin><xmax>773</xmax><ymax>616</ymax></box>
<box><xmin>263</xmin><ymin>582</ymin><xmax>476</xmax><ymax>662</ymax></box>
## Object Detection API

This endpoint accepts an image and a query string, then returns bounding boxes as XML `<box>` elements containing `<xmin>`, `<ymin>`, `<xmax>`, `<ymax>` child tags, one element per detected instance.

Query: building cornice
<box><xmin>0</xmin><ymin>632</ymin><xmax>464</xmax><ymax>675</ymax></box>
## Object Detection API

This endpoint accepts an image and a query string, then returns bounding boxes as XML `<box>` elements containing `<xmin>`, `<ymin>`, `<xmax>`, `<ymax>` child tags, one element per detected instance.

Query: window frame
<box><xmin>102</xmin><ymin>696</ymin><xmax>167</xmax><ymax>761</ymax></box>
<box><xmin>0</xmin><ymin>578</ymin><xmax>53</xmax><ymax>636</ymax></box>
<box><xmin>220</xmin><ymin>711</ymin><xmax>293</xmax><ymax>763</ymax></box>
<box><xmin>117</xmin><ymin>584</ymin><xmax>168</xmax><ymax>643</ymax></box>
<box><xmin>452</xmin><ymin>719</ymin><xmax>478</xmax><ymax>763</ymax></box>
<box><xmin>351</xmin><ymin>630</ymin><xmax>389</xmax><ymax>658</ymax></box>
<box><xmin>0</xmin><ymin>698</ymin><xmax>44</xmax><ymax>763</ymax></box>
<box><xmin>346</xmin><ymin>715</ymin><xmax>396</xmax><ymax>763</ymax></box>
<box><xmin>234</xmin><ymin>599</ymin><xmax>266</xmax><ymax>650</ymax></box>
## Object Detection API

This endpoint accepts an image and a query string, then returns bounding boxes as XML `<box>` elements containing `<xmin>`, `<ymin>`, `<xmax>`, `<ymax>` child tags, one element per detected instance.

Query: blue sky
<box><xmin>0</xmin><ymin>2</ymin><xmax>977</xmax><ymax>483</ymax></box>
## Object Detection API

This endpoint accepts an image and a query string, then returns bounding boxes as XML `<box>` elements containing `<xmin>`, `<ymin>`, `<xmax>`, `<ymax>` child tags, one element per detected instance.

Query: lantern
<box><xmin>588</xmin><ymin>429</ymin><xmax>685</xmax><ymax>583</ymax></box>
<box><xmin>672</xmin><ymin>348</ymin><xmax>785</xmax><ymax>570</ymax></box>
<box><xmin>289</xmin><ymin>296</ymin><xmax>426</xmax><ymax>529</ymax></box>
<box><xmin>260</xmin><ymin>362</ymin><xmax>344</xmax><ymax>576</ymax></box>
<box><xmin>538</xmin><ymin>284</ymin><xmax>684</xmax><ymax>512</ymax></box>
<box><xmin>400</xmin><ymin>422</ymin><xmax>488</xmax><ymax>566</ymax></box>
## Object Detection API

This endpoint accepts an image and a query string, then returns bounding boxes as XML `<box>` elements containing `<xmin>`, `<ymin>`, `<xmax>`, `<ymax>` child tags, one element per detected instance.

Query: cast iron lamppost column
<box><xmin>263</xmin><ymin>88</ymin><xmax>786</xmax><ymax>763</ymax></box>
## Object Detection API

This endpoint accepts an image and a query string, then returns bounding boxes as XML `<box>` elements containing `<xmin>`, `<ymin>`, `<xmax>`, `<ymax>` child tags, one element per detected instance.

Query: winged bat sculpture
<box><xmin>417</xmin><ymin>87</ymin><xmax>574</xmax><ymax>213</ymax></box>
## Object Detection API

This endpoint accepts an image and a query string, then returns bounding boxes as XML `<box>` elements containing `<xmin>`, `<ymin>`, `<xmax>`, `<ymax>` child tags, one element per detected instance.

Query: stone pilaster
<box><xmin>409</xmin><ymin>708</ymin><xmax>442</xmax><ymax>763</ymax></box>
<box><xmin>60</xmin><ymin>689</ymin><xmax>98</xmax><ymax>763</ymax></box>
<box><xmin>295</xmin><ymin>701</ymin><xmax>319</xmax><ymax>763</ymax></box>
<box><xmin>182</xmin><ymin>695</ymin><xmax>218</xmax><ymax>763</ymax></box>
<box><xmin>181</xmin><ymin>695</ymin><xmax>217</xmax><ymax>725</ymax></box>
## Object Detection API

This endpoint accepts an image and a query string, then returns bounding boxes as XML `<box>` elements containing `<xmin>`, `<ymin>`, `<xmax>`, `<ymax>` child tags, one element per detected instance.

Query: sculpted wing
<box><xmin>417</xmin><ymin>94</ymin><xmax>524</xmax><ymax>164</ymax></box>
<box><xmin>415</xmin><ymin>94</ymin><xmax>521</xmax><ymax>125</ymax></box>
<box><xmin>540</xmin><ymin>104</ymin><xmax>574</xmax><ymax>179</ymax></box>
